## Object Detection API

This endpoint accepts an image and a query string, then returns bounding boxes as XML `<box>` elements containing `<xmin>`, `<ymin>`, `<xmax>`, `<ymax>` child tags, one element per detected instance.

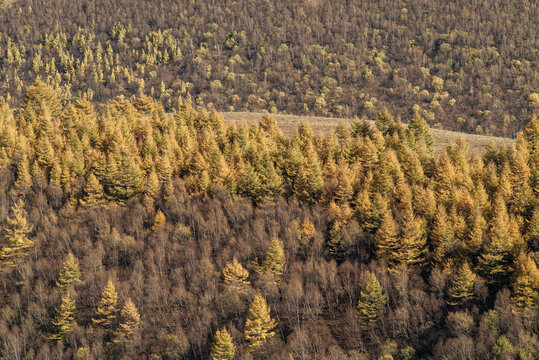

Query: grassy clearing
<box><xmin>220</xmin><ymin>112</ymin><xmax>514</xmax><ymax>156</ymax></box>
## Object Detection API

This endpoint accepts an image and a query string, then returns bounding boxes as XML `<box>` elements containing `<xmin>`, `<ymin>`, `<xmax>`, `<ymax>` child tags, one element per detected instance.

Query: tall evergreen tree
<box><xmin>509</xmin><ymin>146</ymin><xmax>532</xmax><ymax>215</ymax></box>
<box><xmin>407</xmin><ymin>111</ymin><xmax>433</xmax><ymax>152</ymax></box>
<box><xmin>293</xmin><ymin>142</ymin><xmax>324</xmax><ymax>204</ymax></box>
<box><xmin>56</xmin><ymin>253</ymin><xmax>82</xmax><ymax>293</ymax></box>
<box><xmin>93</xmin><ymin>279</ymin><xmax>119</xmax><ymax>329</ymax></box>
<box><xmin>13</xmin><ymin>154</ymin><xmax>32</xmax><ymax>194</ymax></box>
<box><xmin>244</xmin><ymin>294</ymin><xmax>277</xmax><ymax>351</ymax></box>
<box><xmin>238</xmin><ymin>164</ymin><xmax>264</xmax><ymax>203</ymax></box>
<box><xmin>478</xmin><ymin>195</ymin><xmax>514</xmax><ymax>282</ymax></box>
<box><xmin>114</xmin><ymin>298</ymin><xmax>141</xmax><ymax>343</ymax></box>
<box><xmin>511</xmin><ymin>254</ymin><xmax>539</xmax><ymax>310</ymax></box>
<box><xmin>262</xmin><ymin>238</ymin><xmax>285</xmax><ymax>285</ymax></box>
<box><xmin>375</xmin><ymin>109</ymin><xmax>396</xmax><ymax>135</ymax></box>
<box><xmin>357</xmin><ymin>272</ymin><xmax>386</xmax><ymax>330</ymax></box>
<box><xmin>22</xmin><ymin>78</ymin><xmax>62</xmax><ymax>120</ymax></box>
<box><xmin>327</xmin><ymin>221</ymin><xmax>342</xmax><ymax>258</ymax></box>
<box><xmin>210</xmin><ymin>327</ymin><xmax>236</xmax><ymax>360</ymax></box>
<box><xmin>375</xmin><ymin>210</ymin><xmax>399</xmax><ymax>267</ymax></box>
<box><xmin>430</xmin><ymin>205</ymin><xmax>454</xmax><ymax>265</ymax></box>
<box><xmin>0</xmin><ymin>199</ymin><xmax>34</xmax><ymax>269</ymax></box>
<box><xmin>434</xmin><ymin>153</ymin><xmax>455</xmax><ymax>206</ymax></box>
<box><xmin>81</xmin><ymin>173</ymin><xmax>105</xmax><ymax>205</ymax></box>
<box><xmin>447</xmin><ymin>262</ymin><xmax>476</xmax><ymax>306</ymax></box>
<box><xmin>50</xmin><ymin>293</ymin><xmax>77</xmax><ymax>342</ymax></box>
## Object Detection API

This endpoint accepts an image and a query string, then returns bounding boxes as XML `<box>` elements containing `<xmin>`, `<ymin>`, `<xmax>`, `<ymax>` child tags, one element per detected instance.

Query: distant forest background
<box><xmin>0</xmin><ymin>0</ymin><xmax>537</xmax><ymax>136</ymax></box>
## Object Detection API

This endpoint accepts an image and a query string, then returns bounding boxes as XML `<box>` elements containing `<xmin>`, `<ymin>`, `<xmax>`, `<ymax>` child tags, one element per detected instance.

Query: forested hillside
<box><xmin>0</xmin><ymin>0</ymin><xmax>537</xmax><ymax>136</ymax></box>
<box><xmin>0</xmin><ymin>81</ymin><xmax>537</xmax><ymax>359</ymax></box>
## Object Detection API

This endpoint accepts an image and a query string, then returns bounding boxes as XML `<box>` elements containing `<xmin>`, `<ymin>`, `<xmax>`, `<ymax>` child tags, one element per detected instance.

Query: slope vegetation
<box><xmin>221</xmin><ymin>112</ymin><xmax>514</xmax><ymax>156</ymax></box>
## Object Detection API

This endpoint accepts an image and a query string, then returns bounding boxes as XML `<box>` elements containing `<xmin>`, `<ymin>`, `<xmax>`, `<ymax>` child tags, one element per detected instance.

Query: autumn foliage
<box><xmin>0</xmin><ymin>82</ymin><xmax>537</xmax><ymax>359</ymax></box>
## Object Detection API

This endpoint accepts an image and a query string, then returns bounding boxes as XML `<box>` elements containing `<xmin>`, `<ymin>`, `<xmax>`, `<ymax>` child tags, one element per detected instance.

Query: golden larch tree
<box><xmin>244</xmin><ymin>294</ymin><xmax>277</xmax><ymax>351</ymax></box>
<box><xmin>511</xmin><ymin>254</ymin><xmax>539</xmax><ymax>310</ymax></box>
<box><xmin>0</xmin><ymin>199</ymin><xmax>34</xmax><ymax>269</ymax></box>
<box><xmin>447</xmin><ymin>262</ymin><xmax>476</xmax><ymax>306</ymax></box>
<box><xmin>210</xmin><ymin>327</ymin><xmax>236</xmax><ymax>360</ymax></box>
<box><xmin>222</xmin><ymin>258</ymin><xmax>250</xmax><ymax>294</ymax></box>
<box><xmin>50</xmin><ymin>292</ymin><xmax>77</xmax><ymax>342</ymax></box>
<box><xmin>93</xmin><ymin>279</ymin><xmax>119</xmax><ymax>328</ymax></box>
<box><xmin>56</xmin><ymin>253</ymin><xmax>82</xmax><ymax>293</ymax></box>
<box><xmin>114</xmin><ymin>298</ymin><xmax>141</xmax><ymax>343</ymax></box>
<box><xmin>375</xmin><ymin>210</ymin><xmax>399</xmax><ymax>267</ymax></box>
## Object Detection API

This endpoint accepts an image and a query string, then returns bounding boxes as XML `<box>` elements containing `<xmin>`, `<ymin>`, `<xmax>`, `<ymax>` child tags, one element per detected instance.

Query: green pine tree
<box><xmin>357</xmin><ymin>272</ymin><xmax>386</xmax><ymax>330</ymax></box>
<box><xmin>262</xmin><ymin>238</ymin><xmax>285</xmax><ymax>285</ymax></box>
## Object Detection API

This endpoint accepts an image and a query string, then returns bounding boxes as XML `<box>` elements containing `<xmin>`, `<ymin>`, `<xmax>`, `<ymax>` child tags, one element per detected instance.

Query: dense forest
<box><xmin>0</xmin><ymin>0</ymin><xmax>537</xmax><ymax>136</ymax></box>
<box><xmin>0</xmin><ymin>0</ymin><xmax>538</xmax><ymax>359</ymax></box>
<box><xmin>0</xmin><ymin>79</ymin><xmax>537</xmax><ymax>359</ymax></box>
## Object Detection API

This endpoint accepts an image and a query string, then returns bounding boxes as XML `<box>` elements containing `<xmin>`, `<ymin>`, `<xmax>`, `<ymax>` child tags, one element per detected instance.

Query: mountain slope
<box><xmin>221</xmin><ymin>112</ymin><xmax>514</xmax><ymax>156</ymax></box>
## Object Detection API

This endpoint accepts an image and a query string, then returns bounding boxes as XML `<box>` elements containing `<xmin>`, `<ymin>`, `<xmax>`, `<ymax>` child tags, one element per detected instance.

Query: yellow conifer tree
<box><xmin>223</xmin><ymin>258</ymin><xmax>250</xmax><ymax>294</ymax></box>
<box><xmin>375</xmin><ymin>210</ymin><xmax>399</xmax><ymax>267</ymax></box>
<box><xmin>210</xmin><ymin>327</ymin><xmax>236</xmax><ymax>360</ymax></box>
<box><xmin>447</xmin><ymin>262</ymin><xmax>476</xmax><ymax>306</ymax></box>
<box><xmin>262</xmin><ymin>238</ymin><xmax>285</xmax><ymax>285</ymax></box>
<box><xmin>0</xmin><ymin>199</ymin><xmax>34</xmax><ymax>269</ymax></box>
<box><xmin>114</xmin><ymin>298</ymin><xmax>141</xmax><ymax>343</ymax></box>
<box><xmin>56</xmin><ymin>253</ymin><xmax>83</xmax><ymax>293</ymax></box>
<box><xmin>244</xmin><ymin>294</ymin><xmax>276</xmax><ymax>351</ymax></box>
<box><xmin>50</xmin><ymin>292</ymin><xmax>77</xmax><ymax>342</ymax></box>
<box><xmin>511</xmin><ymin>254</ymin><xmax>539</xmax><ymax>310</ymax></box>
<box><xmin>93</xmin><ymin>279</ymin><xmax>119</xmax><ymax>328</ymax></box>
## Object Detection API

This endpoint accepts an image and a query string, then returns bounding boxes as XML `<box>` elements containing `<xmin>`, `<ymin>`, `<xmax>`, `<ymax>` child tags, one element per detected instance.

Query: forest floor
<box><xmin>220</xmin><ymin>112</ymin><xmax>515</xmax><ymax>156</ymax></box>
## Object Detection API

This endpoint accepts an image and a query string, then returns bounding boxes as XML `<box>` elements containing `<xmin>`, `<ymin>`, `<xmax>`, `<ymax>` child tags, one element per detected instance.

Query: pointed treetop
<box><xmin>50</xmin><ymin>292</ymin><xmax>77</xmax><ymax>342</ymax></box>
<box><xmin>210</xmin><ymin>327</ymin><xmax>236</xmax><ymax>360</ymax></box>
<box><xmin>0</xmin><ymin>199</ymin><xmax>34</xmax><ymax>269</ymax></box>
<box><xmin>357</xmin><ymin>272</ymin><xmax>386</xmax><ymax>330</ymax></box>
<box><xmin>262</xmin><ymin>238</ymin><xmax>285</xmax><ymax>285</ymax></box>
<box><xmin>114</xmin><ymin>297</ymin><xmax>141</xmax><ymax>343</ymax></box>
<box><xmin>93</xmin><ymin>279</ymin><xmax>119</xmax><ymax>328</ymax></box>
<box><xmin>447</xmin><ymin>261</ymin><xmax>476</xmax><ymax>306</ymax></box>
<box><xmin>56</xmin><ymin>253</ymin><xmax>83</xmax><ymax>293</ymax></box>
<box><xmin>244</xmin><ymin>294</ymin><xmax>277</xmax><ymax>350</ymax></box>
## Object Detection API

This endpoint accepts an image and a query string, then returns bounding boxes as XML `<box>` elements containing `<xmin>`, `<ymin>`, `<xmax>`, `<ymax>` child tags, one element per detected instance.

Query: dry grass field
<box><xmin>220</xmin><ymin>112</ymin><xmax>515</xmax><ymax>156</ymax></box>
